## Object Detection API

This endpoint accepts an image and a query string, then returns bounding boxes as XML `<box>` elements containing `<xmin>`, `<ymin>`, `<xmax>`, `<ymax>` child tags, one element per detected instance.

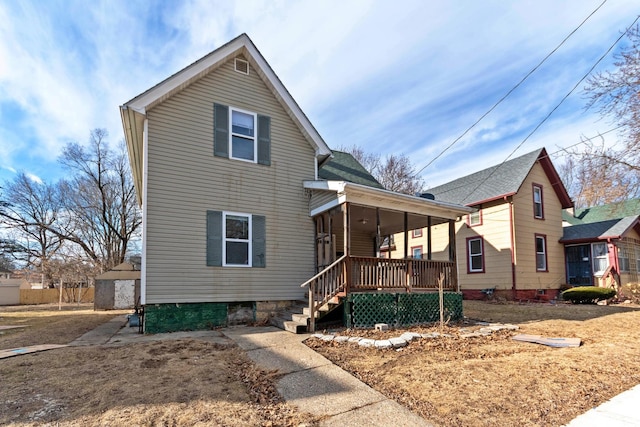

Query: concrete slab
<box><xmin>321</xmin><ymin>399</ymin><xmax>434</xmax><ymax>427</ymax></box>
<box><xmin>222</xmin><ymin>325</ymin><xmax>309</xmax><ymax>350</ymax></box>
<box><xmin>107</xmin><ymin>328</ymin><xmax>230</xmax><ymax>346</ymax></box>
<box><xmin>0</xmin><ymin>325</ymin><xmax>26</xmax><ymax>330</ymax></box>
<box><xmin>277</xmin><ymin>364</ymin><xmax>385</xmax><ymax>416</ymax></box>
<box><xmin>69</xmin><ymin>315</ymin><xmax>128</xmax><ymax>346</ymax></box>
<box><xmin>245</xmin><ymin>342</ymin><xmax>332</xmax><ymax>374</ymax></box>
<box><xmin>565</xmin><ymin>384</ymin><xmax>640</xmax><ymax>426</ymax></box>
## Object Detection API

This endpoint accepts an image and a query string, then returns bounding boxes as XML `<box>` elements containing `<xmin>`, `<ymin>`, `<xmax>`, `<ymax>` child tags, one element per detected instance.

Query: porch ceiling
<box><xmin>304</xmin><ymin>180</ymin><xmax>472</xmax><ymax>226</ymax></box>
<box><xmin>349</xmin><ymin>204</ymin><xmax>449</xmax><ymax>235</ymax></box>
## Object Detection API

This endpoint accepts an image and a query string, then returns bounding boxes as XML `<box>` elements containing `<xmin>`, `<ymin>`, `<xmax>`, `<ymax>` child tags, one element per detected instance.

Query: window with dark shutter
<box><xmin>213</xmin><ymin>103</ymin><xmax>229</xmax><ymax>158</ymax></box>
<box><xmin>206</xmin><ymin>210</ymin><xmax>223</xmax><ymax>266</ymax></box>
<box><xmin>257</xmin><ymin>115</ymin><xmax>271</xmax><ymax>166</ymax></box>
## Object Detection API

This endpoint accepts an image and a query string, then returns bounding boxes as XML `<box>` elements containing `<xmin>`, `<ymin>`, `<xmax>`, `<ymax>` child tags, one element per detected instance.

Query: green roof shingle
<box><xmin>318</xmin><ymin>151</ymin><xmax>384</xmax><ymax>189</ymax></box>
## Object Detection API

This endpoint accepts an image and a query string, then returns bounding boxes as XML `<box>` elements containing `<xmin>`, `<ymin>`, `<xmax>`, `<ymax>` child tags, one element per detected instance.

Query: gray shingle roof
<box><xmin>318</xmin><ymin>151</ymin><xmax>384</xmax><ymax>189</ymax></box>
<box><xmin>561</xmin><ymin>216</ymin><xmax>639</xmax><ymax>242</ymax></box>
<box><xmin>426</xmin><ymin>149</ymin><xmax>544</xmax><ymax>206</ymax></box>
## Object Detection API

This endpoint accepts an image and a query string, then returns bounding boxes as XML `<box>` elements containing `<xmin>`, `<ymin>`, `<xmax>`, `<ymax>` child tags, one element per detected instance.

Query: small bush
<box><xmin>561</xmin><ymin>286</ymin><xmax>616</xmax><ymax>304</ymax></box>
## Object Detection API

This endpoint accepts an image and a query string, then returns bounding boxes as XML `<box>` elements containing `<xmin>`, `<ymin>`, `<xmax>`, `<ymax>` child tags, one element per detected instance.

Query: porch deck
<box><xmin>301</xmin><ymin>255</ymin><xmax>457</xmax><ymax>331</ymax></box>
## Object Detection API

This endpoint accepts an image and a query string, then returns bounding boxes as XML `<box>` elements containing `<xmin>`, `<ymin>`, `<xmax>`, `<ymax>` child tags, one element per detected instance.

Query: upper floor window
<box><xmin>467</xmin><ymin>237</ymin><xmax>484</xmax><ymax>273</ymax></box>
<box><xmin>533</xmin><ymin>184</ymin><xmax>544</xmax><ymax>219</ymax></box>
<box><xmin>412</xmin><ymin>228</ymin><xmax>422</xmax><ymax>238</ymax></box>
<box><xmin>213</xmin><ymin>103</ymin><xmax>271</xmax><ymax>165</ymax></box>
<box><xmin>535</xmin><ymin>234</ymin><xmax>547</xmax><ymax>272</ymax></box>
<box><xmin>468</xmin><ymin>209</ymin><xmax>482</xmax><ymax>227</ymax></box>
<box><xmin>230</xmin><ymin>108</ymin><xmax>257</xmax><ymax>161</ymax></box>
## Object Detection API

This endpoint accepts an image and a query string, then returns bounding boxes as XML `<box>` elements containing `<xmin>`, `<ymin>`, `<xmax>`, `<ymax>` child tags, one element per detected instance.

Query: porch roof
<box><xmin>561</xmin><ymin>216</ymin><xmax>640</xmax><ymax>244</ymax></box>
<box><xmin>304</xmin><ymin>180</ymin><xmax>472</xmax><ymax>220</ymax></box>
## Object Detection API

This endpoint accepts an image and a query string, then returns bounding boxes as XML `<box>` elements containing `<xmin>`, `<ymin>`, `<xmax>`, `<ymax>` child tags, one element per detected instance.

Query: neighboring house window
<box><xmin>213</xmin><ymin>103</ymin><xmax>271</xmax><ymax>165</ymax></box>
<box><xmin>380</xmin><ymin>235</ymin><xmax>395</xmax><ymax>251</ymax></box>
<box><xmin>535</xmin><ymin>234</ymin><xmax>547</xmax><ymax>272</ymax></box>
<box><xmin>467</xmin><ymin>237</ymin><xmax>484</xmax><ymax>273</ymax></box>
<box><xmin>636</xmin><ymin>247</ymin><xmax>640</xmax><ymax>273</ymax></box>
<box><xmin>533</xmin><ymin>184</ymin><xmax>544</xmax><ymax>219</ymax></box>
<box><xmin>412</xmin><ymin>228</ymin><xmax>422</xmax><ymax>238</ymax></box>
<box><xmin>206</xmin><ymin>210</ymin><xmax>266</xmax><ymax>268</ymax></box>
<box><xmin>468</xmin><ymin>208</ymin><xmax>482</xmax><ymax>227</ymax></box>
<box><xmin>592</xmin><ymin>242</ymin><xmax>608</xmax><ymax>275</ymax></box>
<box><xmin>411</xmin><ymin>246</ymin><xmax>423</xmax><ymax>259</ymax></box>
<box><xmin>618</xmin><ymin>246</ymin><xmax>630</xmax><ymax>272</ymax></box>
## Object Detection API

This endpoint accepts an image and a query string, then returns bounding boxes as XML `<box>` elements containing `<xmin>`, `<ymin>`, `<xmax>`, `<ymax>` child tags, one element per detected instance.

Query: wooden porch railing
<box><xmin>350</xmin><ymin>256</ymin><xmax>456</xmax><ymax>291</ymax></box>
<box><xmin>601</xmin><ymin>265</ymin><xmax>620</xmax><ymax>291</ymax></box>
<box><xmin>300</xmin><ymin>256</ymin><xmax>457</xmax><ymax>332</ymax></box>
<box><xmin>300</xmin><ymin>255</ymin><xmax>348</xmax><ymax>332</ymax></box>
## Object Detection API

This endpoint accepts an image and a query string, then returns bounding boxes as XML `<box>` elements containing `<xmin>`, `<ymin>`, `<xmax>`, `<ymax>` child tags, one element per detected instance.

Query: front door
<box><xmin>566</xmin><ymin>245</ymin><xmax>592</xmax><ymax>286</ymax></box>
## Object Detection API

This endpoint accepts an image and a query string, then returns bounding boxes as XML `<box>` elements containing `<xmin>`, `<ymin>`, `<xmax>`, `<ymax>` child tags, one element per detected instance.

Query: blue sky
<box><xmin>0</xmin><ymin>0</ymin><xmax>637</xmax><ymax>189</ymax></box>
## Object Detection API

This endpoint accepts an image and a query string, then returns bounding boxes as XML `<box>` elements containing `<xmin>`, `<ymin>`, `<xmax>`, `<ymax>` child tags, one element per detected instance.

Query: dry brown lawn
<box><xmin>3</xmin><ymin>301</ymin><xmax>640</xmax><ymax>426</ymax></box>
<box><xmin>0</xmin><ymin>304</ymin><xmax>320</xmax><ymax>427</ymax></box>
<box><xmin>307</xmin><ymin>300</ymin><xmax>640</xmax><ymax>427</ymax></box>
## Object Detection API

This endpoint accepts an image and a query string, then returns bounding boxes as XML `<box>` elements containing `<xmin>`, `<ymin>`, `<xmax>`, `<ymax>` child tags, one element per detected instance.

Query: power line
<box><xmin>460</xmin><ymin>15</ymin><xmax>640</xmax><ymax>203</ymax></box>
<box><xmin>414</xmin><ymin>0</ymin><xmax>609</xmax><ymax>176</ymax></box>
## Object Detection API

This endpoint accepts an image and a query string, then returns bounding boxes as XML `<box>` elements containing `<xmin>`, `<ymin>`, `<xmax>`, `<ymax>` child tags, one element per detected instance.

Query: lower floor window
<box><xmin>592</xmin><ymin>242</ymin><xmax>608</xmax><ymax>274</ymax></box>
<box><xmin>467</xmin><ymin>237</ymin><xmax>484</xmax><ymax>273</ymax></box>
<box><xmin>535</xmin><ymin>234</ymin><xmax>547</xmax><ymax>271</ymax></box>
<box><xmin>224</xmin><ymin>213</ymin><xmax>251</xmax><ymax>266</ymax></box>
<box><xmin>411</xmin><ymin>246</ymin><xmax>423</xmax><ymax>259</ymax></box>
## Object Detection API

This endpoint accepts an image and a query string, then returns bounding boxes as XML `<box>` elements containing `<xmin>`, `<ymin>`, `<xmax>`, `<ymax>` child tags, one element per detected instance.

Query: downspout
<box><xmin>508</xmin><ymin>197</ymin><xmax>517</xmax><ymax>299</ymax></box>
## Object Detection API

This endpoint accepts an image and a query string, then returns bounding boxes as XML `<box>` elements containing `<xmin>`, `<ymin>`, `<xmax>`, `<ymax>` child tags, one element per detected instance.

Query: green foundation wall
<box><xmin>345</xmin><ymin>292</ymin><xmax>463</xmax><ymax>328</ymax></box>
<box><xmin>144</xmin><ymin>302</ymin><xmax>229</xmax><ymax>334</ymax></box>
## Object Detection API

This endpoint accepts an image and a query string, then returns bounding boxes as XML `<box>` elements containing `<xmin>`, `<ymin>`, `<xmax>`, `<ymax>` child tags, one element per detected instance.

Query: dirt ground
<box><xmin>308</xmin><ymin>300</ymin><xmax>640</xmax><ymax>427</ymax></box>
<box><xmin>0</xmin><ymin>305</ymin><xmax>320</xmax><ymax>427</ymax></box>
<box><xmin>2</xmin><ymin>302</ymin><xmax>640</xmax><ymax>426</ymax></box>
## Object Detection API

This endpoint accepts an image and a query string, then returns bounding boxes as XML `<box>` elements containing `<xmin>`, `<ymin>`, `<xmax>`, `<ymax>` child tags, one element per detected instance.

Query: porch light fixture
<box><xmin>359</xmin><ymin>218</ymin><xmax>368</xmax><ymax>225</ymax></box>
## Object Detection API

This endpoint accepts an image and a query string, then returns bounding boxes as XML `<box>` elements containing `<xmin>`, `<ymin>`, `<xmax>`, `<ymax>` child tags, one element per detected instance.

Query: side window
<box><xmin>467</xmin><ymin>237</ymin><xmax>484</xmax><ymax>273</ymax></box>
<box><xmin>535</xmin><ymin>234</ymin><xmax>547</xmax><ymax>272</ymax></box>
<box><xmin>214</xmin><ymin>103</ymin><xmax>271</xmax><ymax>165</ymax></box>
<box><xmin>412</xmin><ymin>228</ymin><xmax>422</xmax><ymax>238</ymax></box>
<box><xmin>468</xmin><ymin>208</ymin><xmax>482</xmax><ymax>227</ymax></box>
<box><xmin>207</xmin><ymin>210</ymin><xmax>266</xmax><ymax>268</ymax></box>
<box><xmin>411</xmin><ymin>246</ymin><xmax>423</xmax><ymax>259</ymax></box>
<box><xmin>533</xmin><ymin>184</ymin><xmax>544</xmax><ymax>219</ymax></box>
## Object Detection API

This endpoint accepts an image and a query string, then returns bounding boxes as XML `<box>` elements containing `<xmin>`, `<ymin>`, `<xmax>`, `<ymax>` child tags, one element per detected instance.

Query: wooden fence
<box><xmin>20</xmin><ymin>288</ymin><xmax>95</xmax><ymax>305</ymax></box>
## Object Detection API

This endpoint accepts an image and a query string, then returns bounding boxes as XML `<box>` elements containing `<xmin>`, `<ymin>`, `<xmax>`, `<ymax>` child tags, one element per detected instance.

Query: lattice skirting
<box><xmin>345</xmin><ymin>292</ymin><xmax>463</xmax><ymax>328</ymax></box>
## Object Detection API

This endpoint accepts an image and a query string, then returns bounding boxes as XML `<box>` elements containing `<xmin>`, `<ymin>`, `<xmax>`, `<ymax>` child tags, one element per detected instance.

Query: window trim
<box><xmin>412</xmin><ymin>228</ymin><xmax>422</xmax><ymax>238</ymax></box>
<box><xmin>229</xmin><ymin>107</ymin><xmax>258</xmax><ymax>163</ymax></box>
<box><xmin>411</xmin><ymin>245</ymin><xmax>423</xmax><ymax>259</ymax></box>
<box><xmin>535</xmin><ymin>233</ymin><xmax>548</xmax><ymax>272</ymax></box>
<box><xmin>222</xmin><ymin>211</ymin><xmax>252</xmax><ymax>267</ymax></box>
<box><xmin>466</xmin><ymin>236</ymin><xmax>485</xmax><ymax>274</ymax></box>
<box><xmin>532</xmin><ymin>183</ymin><xmax>544</xmax><ymax>219</ymax></box>
<box><xmin>468</xmin><ymin>208</ymin><xmax>482</xmax><ymax>227</ymax></box>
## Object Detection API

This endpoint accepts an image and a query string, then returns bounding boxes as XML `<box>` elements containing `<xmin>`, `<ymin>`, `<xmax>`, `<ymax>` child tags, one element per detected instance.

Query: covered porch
<box><xmin>302</xmin><ymin>180</ymin><xmax>472</xmax><ymax>331</ymax></box>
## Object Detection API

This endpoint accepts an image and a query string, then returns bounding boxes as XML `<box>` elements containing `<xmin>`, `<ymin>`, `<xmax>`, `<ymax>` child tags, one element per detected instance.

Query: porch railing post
<box><xmin>308</xmin><ymin>280</ymin><xmax>315</xmax><ymax>333</ymax></box>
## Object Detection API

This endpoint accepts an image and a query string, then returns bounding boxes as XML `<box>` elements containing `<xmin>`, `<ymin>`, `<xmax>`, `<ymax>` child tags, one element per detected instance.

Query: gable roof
<box><xmin>318</xmin><ymin>151</ymin><xmax>383</xmax><ymax>189</ymax></box>
<box><xmin>120</xmin><ymin>33</ymin><xmax>332</xmax><ymax>204</ymax></box>
<box><xmin>426</xmin><ymin>148</ymin><xmax>572</xmax><ymax>208</ymax></box>
<box><xmin>563</xmin><ymin>198</ymin><xmax>640</xmax><ymax>225</ymax></box>
<box><xmin>561</xmin><ymin>216</ymin><xmax>640</xmax><ymax>243</ymax></box>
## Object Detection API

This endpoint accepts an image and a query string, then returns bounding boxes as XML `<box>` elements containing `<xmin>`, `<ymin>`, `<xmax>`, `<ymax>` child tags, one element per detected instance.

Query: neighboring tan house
<box><xmin>392</xmin><ymin>148</ymin><xmax>573</xmax><ymax>300</ymax></box>
<box><xmin>562</xmin><ymin>199</ymin><xmax>640</xmax><ymax>290</ymax></box>
<box><xmin>120</xmin><ymin>34</ymin><xmax>471</xmax><ymax>333</ymax></box>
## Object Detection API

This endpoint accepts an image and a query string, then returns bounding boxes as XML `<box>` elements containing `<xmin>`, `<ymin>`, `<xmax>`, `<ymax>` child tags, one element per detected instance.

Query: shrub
<box><xmin>561</xmin><ymin>286</ymin><xmax>616</xmax><ymax>304</ymax></box>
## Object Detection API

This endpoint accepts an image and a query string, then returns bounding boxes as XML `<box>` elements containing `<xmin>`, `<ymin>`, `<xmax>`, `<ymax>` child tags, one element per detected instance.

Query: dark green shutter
<box><xmin>206</xmin><ymin>210</ymin><xmax>223</xmax><ymax>266</ymax></box>
<box><xmin>213</xmin><ymin>103</ymin><xmax>229</xmax><ymax>158</ymax></box>
<box><xmin>257</xmin><ymin>115</ymin><xmax>271</xmax><ymax>165</ymax></box>
<box><xmin>252</xmin><ymin>215</ymin><xmax>266</xmax><ymax>268</ymax></box>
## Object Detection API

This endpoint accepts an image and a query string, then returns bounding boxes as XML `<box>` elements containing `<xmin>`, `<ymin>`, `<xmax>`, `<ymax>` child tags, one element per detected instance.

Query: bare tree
<box><xmin>57</xmin><ymin>129</ymin><xmax>142</xmax><ymax>271</ymax></box>
<box><xmin>559</xmin><ymin>138</ymin><xmax>640</xmax><ymax>208</ymax></box>
<box><xmin>0</xmin><ymin>173</ymin><xmax>64</xmax><ymax>285</ymax></box>
<box><xmin>339</xmin><ymin>146</ymin><xmax>425</xmax><ymax>195</ymax></box>
<box><xmin>565</xmin><ymin>24</ymin><xmax>640</xmax><ymax>203</ymax></box>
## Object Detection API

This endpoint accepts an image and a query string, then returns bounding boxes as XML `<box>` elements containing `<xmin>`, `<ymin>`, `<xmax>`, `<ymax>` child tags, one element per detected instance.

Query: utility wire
<box><xmin>460</xmin><ymin>15</ymin><xmax>640</xmax><ymax>203</ymax></box>
<box><xmin>414</xmin><ymin>0</ymin><xmax>609</xmax><ymax>176</ymax></box>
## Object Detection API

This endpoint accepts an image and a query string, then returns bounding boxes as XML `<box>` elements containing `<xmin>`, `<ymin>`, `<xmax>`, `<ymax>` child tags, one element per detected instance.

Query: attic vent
<box><xmin>234</xmin><ymin>58</ymin><xmax>249</xmax><ymax>75</ymax></box>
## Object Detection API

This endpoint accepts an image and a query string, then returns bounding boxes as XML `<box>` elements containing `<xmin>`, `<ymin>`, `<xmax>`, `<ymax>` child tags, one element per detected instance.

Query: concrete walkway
<box><xmin>68</xmin><ymin>317</ymin><xmax>638</xmax><ymax>427</ymax></box>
